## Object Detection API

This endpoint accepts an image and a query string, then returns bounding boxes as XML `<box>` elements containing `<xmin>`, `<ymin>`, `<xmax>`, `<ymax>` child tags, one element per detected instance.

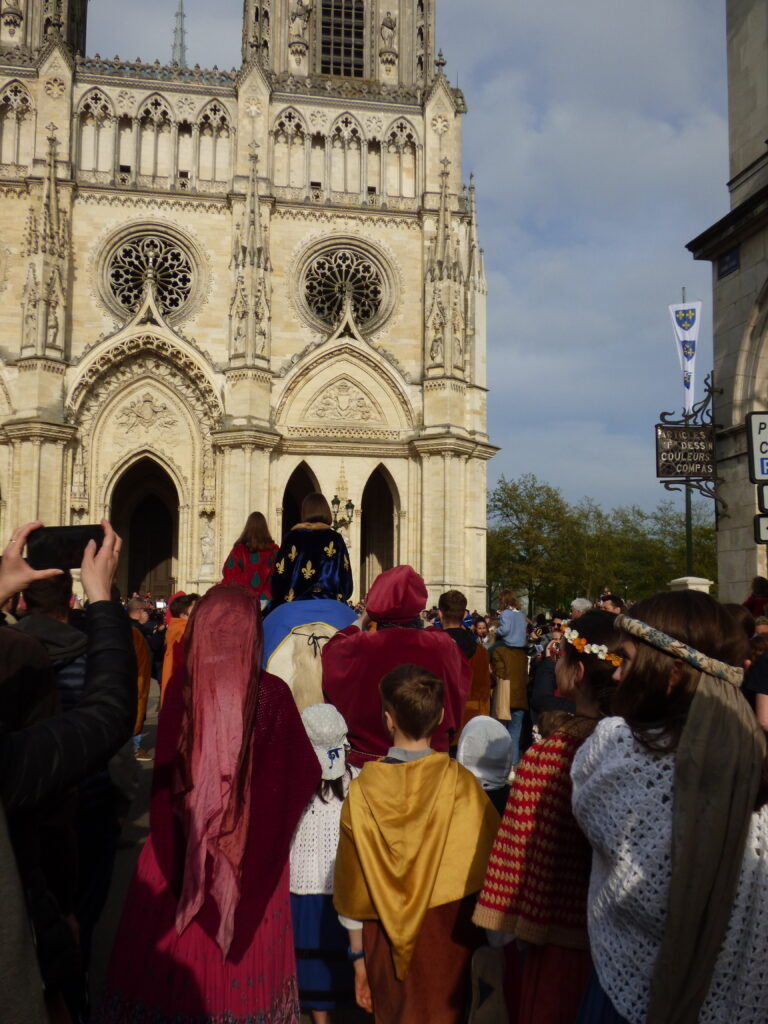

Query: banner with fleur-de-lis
<box><xmin>668</xmin><ymin>301</ymin><xmax>702</xmax><ymax>414</ymax></box>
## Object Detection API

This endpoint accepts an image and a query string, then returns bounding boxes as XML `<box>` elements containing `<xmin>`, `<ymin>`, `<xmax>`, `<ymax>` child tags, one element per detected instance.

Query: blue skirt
<box><xmin>576</xmin><ymin>969</ymin><xmax>632</xmax><ymax>1024</ymax></box>
<box><xmin>290</xmin><ymin>892</ymin><xmax>354</xmax><ymax>1011</ymax></box>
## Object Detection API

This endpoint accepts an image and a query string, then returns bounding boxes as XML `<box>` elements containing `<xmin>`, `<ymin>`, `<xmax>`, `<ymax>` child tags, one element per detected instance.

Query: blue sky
<box><xmin>88</xmin><ymin>0</ymin><xmax>729</xmax><ymax>512</ymax></box>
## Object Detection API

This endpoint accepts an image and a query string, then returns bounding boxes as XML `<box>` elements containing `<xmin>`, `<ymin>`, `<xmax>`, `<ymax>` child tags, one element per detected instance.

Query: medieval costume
<box><xmin>321</xmin><ymin>567</ymin><xmax>471</xmax><ymax>765</ymax></box>
<box><xmin>333</xmin><ymin>750</ymin><xmax>498</xmax><ymax>1023</ymax></box>
<box><xmin>438</xmin><ymin>625</ymin><xmax>491</xmax><ymax>737</ymax></box>
<box><xmin>159</xmin><ymin>613</ymin><xmax>188</xmax><ymax>705</ymax></box>
<box><xmin>290</xmin><ymin>704</ymin><xmax>359</xmax><ymax>1014</ymax></box>
<box><xmin>572</xmin><ymin>614</ymin><xmax>768</xmax><ymax>1024</ymax></box>
<box><xmin>473</xmin><ymin>721</ymin><xmax>595</xmax><ymax>1023</ymax></box>
<box><xmin>268</xmin><ymin>523</ymin><xmax>353</xmax><ymax>612</ymax></box>
<box><xmin>222</xmin><ymin>540</ymin><xmax>279</xmax><ymax>604</ymax></box>
<box><xmin>455</xmin><ymin>715</ymin><xmax>512</xmax><ymax>816</ymax></box>
<box><xmin>95</xmin><ymin>585</ymin><xmax>320</xmax><ymax>1024</ymax></box>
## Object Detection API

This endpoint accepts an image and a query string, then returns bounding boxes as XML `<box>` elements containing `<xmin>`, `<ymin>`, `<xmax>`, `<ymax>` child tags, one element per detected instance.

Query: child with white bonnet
<box><xmin>290</xmin><ymin>703</ymin><xmax>360</xmax><ymax>1023</ymax></box>
<box><xmin>456</xmin><ymin>715</ymin><xmax>513</xmax><ymax>815</ymax></box>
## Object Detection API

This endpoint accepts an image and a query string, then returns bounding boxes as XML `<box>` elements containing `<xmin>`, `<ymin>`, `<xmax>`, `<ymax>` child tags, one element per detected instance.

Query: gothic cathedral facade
<box><xmin>0</xmin><ymin>0</ymin><xmax>492</xmax><ymax>606</ymax></box>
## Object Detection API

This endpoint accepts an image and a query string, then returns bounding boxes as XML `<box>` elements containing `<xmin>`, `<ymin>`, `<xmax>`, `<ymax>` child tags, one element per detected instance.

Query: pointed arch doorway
<box><xmin>111</xmin><ymin>458</ymin><xmax>179</xmax><ymax>599</ymax></box>
<box><xmin>360</xmin><ymin>467</ymin><xmax>397</xmax><ymax>597</ymax></box>
<box><xmin>281</xmin><ymin>462</ymin><xmax>319</xmax><ymax>538</ymax></box>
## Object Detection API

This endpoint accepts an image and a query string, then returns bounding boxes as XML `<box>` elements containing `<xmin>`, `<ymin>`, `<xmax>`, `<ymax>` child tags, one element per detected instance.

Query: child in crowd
<box><xmin>456</xmin><ymin>715</ymin><xmax>513</xmax><ymax>816</ymax></box>
<box><xmin>290</xmin><ymin>704</ymin><xmax>359</xmax><ymax>1023</ymax></box>
<box><xmin>159</xmin><ymin>592</ymin><xmax>198</xmax><ymax>705</ymax></box>
<box><xmin>334</xmin><ymin>664</ymin><xmax>499</xmax><ymax>1023</ymax></box>
<box><xmin>490</xmin><ymin>590</ymin><xmax>529</xmax><ymax>763</ymax></box>
<box><xmin>474</xmin><ymin>610</ymin><xmax>621</xmax><ymax>1024</ymax></box>
<box><xmin>572</xmin><ymin>592</ymin><xmax>768</xmax><ymax>1024</ymax></box>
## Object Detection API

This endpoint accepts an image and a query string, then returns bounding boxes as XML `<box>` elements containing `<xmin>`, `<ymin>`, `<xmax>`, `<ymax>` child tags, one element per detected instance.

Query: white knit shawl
<box><xmin>289</xmin><ymin>766</ymin><xmax>360</xmax><ymax>895</ymax></box>
<box><xmin>571</xmin><ymin>717</ymin><xmax>768</xmax><ymax>1024</ymax></box>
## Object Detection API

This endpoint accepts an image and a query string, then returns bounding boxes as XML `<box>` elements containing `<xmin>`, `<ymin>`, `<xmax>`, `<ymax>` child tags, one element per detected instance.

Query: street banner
<box><xmin>668</xmin><ymin>302</ymin><xmax>702</xmax><ymax>415</ymax></box>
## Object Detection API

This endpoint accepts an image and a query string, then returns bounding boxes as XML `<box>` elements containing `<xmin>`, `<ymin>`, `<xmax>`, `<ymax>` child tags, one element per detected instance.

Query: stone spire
<box><xmin>467</xmin><ymin>173</ymin><xmax>484</xmax><ymax>289</ymax></box>
<box><xmin>172</xmin><ymin>0</ymin><xmax>187</xmax><ymax>67</ymax></box>
<box><xmin>228</xmin><ymin>142</ymin><xmax>271</xmax><ymax>365</ymax></box>
<box><xmin>20</xmin><ymin>123</ymin><xmax>69</xmax><ymax>359</ymax></box>
<box><xmin>427</xmin><ymin>157</ymin><xmax>452</xmax><ymax>279</ymax></box>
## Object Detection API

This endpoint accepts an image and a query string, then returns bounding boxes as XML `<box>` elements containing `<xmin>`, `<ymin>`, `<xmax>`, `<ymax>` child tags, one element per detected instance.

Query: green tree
<box><xmin>487</xmin><ymin>473</ymin><xmax>574</xmax><ymax>614</ymax></box>
<box><xmin>487</xmin><ymin>473</ymin><xmax>718</xmax><ymax>612</ymax></box>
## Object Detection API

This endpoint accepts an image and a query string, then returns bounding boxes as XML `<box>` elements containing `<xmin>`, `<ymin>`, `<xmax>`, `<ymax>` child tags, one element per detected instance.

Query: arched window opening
<box><xmin>282</xmin><ymin>463</ymin><xmax>320</xmax><ymax>538</ymax></box>
<box><xmin>111</xmin><ymin>458</ymin><xmax>179</xmax><ymax>598</ymax></box>
<box><xmin>0</xmin><ymin>82</ymin><xmax>32</xmax><ymax>167</ymax></box>
<box><xmin>77</xmin><ymin>91</ymin><xmax>113</xmax><ymax>174</ymax></box>
<box><xmin>360</xmin><ymin>468</ymin><xmax>397</xmax><ymax>596</ymax></box>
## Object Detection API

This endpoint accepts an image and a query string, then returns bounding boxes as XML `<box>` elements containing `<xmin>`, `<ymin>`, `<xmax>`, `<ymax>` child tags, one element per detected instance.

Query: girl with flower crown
<box><xmin>572</xmin><ymin>591</ymin><xmax>768</xmax><ymax>1024</ymax></box>
<box><xmin>473</xmin><ymin>610</ymin><xmax>622</xmax><ymax>1024</ymax></box>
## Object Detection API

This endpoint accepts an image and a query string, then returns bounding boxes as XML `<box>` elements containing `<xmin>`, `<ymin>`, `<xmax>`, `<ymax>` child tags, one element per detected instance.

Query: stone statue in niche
<box><xmin>47</xmin><ymin>303</ymin><xmax>59</xmax><ymax>348</ymax></box>
<box><xmin>290</xmin><ymin>0</ymin><xmax>312</xmax><ymax>39</ymax></box>
<box><xmin>234</xmin><ymin>311</ymin><xmax>247</xmax><ymax>350</ymax></box>
<box><xmin>454</xmin><ymin>333</ymin><xmax>463</xmax><ymax>365</ymax></box>
<box><xmin>380</xmin><ymin>11</ymin><xmax>397</xmax><ymax>49</ymax></box>
<box><xmin>430</xmin><ymin>334</ymin><xmax>443</xmax><ymax>363</ymax></box>
<box><xmin>23</xmin><ymin>301</ymin><xmax>37</xmax><ymax>348</ymax></box>
<box><xmin>200</xmin><ymin>518</ymin><xmax>214</xmax><ymax>572</ymax></box>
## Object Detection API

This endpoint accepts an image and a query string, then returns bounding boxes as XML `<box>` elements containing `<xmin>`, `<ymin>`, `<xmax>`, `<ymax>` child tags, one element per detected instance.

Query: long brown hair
<box><xmin>614</xmin><ymin>591</ymin><xmax>750</xmax><ymax>752</ymax></box>
<box><xmin>300</xmin><ymin>492</ymin><xmax>332</xmax><ymax>525</ymax></box>
<box><xmin>236</xmin><ymin>511</ymin><xmax>275</xmax><ymax>552</ymax></box>
<box><xmin>560</xmin><ymin>609</ymin><xmax>621</xmax><ymax>719</ymax></box>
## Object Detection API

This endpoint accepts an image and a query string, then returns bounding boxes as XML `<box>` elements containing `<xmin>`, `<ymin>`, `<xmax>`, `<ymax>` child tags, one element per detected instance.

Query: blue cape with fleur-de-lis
<box><xmin>267</xmin><ymin>524</ymin><xmax>353</xmax><ymax>613</ymax></box>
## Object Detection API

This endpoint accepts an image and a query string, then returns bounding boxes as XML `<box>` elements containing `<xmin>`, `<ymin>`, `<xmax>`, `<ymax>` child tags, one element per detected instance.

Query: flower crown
<box><xmin>563</xmin><ymin>626</ymin><xmax>623</xmax><ymax>668</ymax></box>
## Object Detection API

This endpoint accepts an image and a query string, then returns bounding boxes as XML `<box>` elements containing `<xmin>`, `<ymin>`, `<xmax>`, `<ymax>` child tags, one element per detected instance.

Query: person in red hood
<box><xmin>321</xmin><ymin>566</ymin><xmax>471</xmax><ymax>767</ymax></box>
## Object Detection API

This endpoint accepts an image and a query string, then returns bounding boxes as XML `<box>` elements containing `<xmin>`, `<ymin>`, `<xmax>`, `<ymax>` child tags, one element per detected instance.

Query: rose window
<box><xmin>304</xmin><ymin>247</ymin><xmax>384</xmax><ymax>329</ymax></box>
<box><xmin>107</xmin><ymin>234</ymin><xmax>194</xmax><ymax>317</ymax></box>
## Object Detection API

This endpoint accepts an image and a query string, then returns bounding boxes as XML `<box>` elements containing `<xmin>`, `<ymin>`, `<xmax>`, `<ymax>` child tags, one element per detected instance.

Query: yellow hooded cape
<box><xmin>333</xmin><ymin>753</ymin><xmax>499</xmax><ymax>979</ymax></box>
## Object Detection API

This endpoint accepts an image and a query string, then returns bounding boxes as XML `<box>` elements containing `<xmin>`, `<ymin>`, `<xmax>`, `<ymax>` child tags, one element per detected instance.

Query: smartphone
<box><xmin>26</xmin><ymin>525</ymin><xmax>105</xmax><ymax>571</ymax></box>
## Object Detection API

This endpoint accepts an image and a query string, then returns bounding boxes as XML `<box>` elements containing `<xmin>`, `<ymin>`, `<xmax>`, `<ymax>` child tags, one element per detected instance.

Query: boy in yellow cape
<box><xmin>333</xmin><ymin>663</ymin><xmax>499</xmax><ymax>1022</ymax></box>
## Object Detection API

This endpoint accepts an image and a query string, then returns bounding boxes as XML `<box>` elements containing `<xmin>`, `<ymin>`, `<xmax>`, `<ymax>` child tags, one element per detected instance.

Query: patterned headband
<box><xmin>615</xmin><ymin>614</ymin><xmax>744</xmax><ymax>687</ymax></box>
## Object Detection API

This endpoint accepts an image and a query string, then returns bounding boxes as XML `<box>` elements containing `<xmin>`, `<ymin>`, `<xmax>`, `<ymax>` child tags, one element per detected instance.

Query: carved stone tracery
<box><xmin>306</xmin><ymin>379</ymin><xmax>380</xmax><ymax>422</ymax></box>
<box><xmin>68</xmin><ymin>338</ymin><xmax>223</xmax><ymax>513</ymax></box>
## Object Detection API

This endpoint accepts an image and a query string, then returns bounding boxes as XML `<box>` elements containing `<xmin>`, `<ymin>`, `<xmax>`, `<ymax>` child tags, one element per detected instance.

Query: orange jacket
<box><xmin>160</xmin><ymin>617</ymin><xmax>187</xmax><ymax>706</ymax></box>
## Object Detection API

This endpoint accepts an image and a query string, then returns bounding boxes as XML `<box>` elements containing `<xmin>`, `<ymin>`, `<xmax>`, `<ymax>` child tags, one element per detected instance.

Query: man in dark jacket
<box><xmin>14</xmin><ymin>568</ymin><xmax>130</xmax><ymax>976</ymax></box>
<box><xmin>0</xmin><ymin>521</ymin><xmax>135</xmax><ymax>1022</ymax></box>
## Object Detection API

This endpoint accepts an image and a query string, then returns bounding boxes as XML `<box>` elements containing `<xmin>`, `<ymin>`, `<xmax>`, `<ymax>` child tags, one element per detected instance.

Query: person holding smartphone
<box><xmin>0</xmin><ymin>521</ymin><xmax>136</xmax><ymax>1023</ymax></box>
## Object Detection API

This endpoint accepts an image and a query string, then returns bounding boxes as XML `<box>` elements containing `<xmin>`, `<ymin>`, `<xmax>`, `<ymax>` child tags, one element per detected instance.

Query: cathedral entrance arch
<box><xmin>360</xmin><ymin>466</ymin><xmax>398</xmax><ymax>597</ymax></box>
<box><xmin>111</xmin><ymin>457</ymin><xmax>179</xmax><ymax>599</ymax></box>
<box><xmin>281</xmin><ymin>462</ymin><xmax>319</xmax><ymax>537</ymax></box>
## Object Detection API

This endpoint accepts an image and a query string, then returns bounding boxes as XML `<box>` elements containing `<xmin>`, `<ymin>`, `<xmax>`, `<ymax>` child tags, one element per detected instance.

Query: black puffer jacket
<box><xmin>0</xmin><ymin>600</ymin><xmax>137</xmax><ymax>811</ymax></box>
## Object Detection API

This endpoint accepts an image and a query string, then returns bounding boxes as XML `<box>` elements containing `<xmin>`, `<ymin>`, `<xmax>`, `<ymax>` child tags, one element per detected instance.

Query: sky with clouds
<box><xmin>88</xmin><ymin>0</ymin><xmax>729</xmax><ymax>512</ymax></box>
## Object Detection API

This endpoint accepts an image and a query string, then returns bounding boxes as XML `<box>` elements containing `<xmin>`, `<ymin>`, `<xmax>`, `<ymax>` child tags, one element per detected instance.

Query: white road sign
<box><xmin>746</xmin><ymin>413</ymin><xmax>768</xmax><ymax>483</ymax></box>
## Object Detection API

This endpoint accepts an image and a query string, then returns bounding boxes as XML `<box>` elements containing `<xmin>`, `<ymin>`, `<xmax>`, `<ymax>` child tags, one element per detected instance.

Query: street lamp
<box><xmin>331</xmin><ymin>494</ymin><xmax>355</xmax><ymax>529</ymax></box>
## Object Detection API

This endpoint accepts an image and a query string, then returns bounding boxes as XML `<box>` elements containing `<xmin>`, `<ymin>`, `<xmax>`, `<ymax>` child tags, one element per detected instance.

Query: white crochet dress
<box><xmin>571</xmin><ymin>717</ymin><xmax>768</xmax><ymax>1024</ymax></box>
<box><xmin>290</xmin><ymin>767</ymin><xmax>360</xmax><ymax>895</ymax></box>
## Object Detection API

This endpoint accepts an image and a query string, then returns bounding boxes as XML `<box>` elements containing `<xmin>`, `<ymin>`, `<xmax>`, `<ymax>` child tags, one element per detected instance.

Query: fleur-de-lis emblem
<box><xmin>324</xmin><ymin>541</ymin><xmax>336</xmax><ymax>558</ymax></box>
<box><xmin>286</xmin><ymin>588</ymin><xmax>295</xmax><ymax>602</ymax></box>
<box><xmin>301</xmin><ymin>561</ymin><xmax>316</xmax><ymax>580</ymax></box>
<box><xmin>343</xmin><ymin>555</ymin><xmax>350</xmax><ymax>571</ymax></box>
<box><xmin>276</xmin><ymin>558</ymin><xmax>285</xmax><ymax>575</ymax></box>
<box><xmin>289</xmin><ymin>545</ymin><xmax>298</xmax><ymax>562</ymax></box>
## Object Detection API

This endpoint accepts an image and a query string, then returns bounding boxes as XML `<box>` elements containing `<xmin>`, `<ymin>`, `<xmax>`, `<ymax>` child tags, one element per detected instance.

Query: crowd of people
<box><xmin>1</xmin><ymin>497</ymin><xmax>767</xmax><ymax>1024</ymax></box>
